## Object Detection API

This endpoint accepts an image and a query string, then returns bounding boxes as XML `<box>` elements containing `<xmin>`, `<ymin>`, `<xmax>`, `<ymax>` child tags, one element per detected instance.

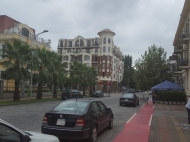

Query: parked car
<box><xmin>41</xmin><ymin>99</ymin><xmax>114</xmax><ymax>142</ymax></box>
<box><xmin>119</xmin><ymin>93</ymin><xmax>139</xmax><ymax>107</ymax></box>
<box><xmin>61</xmin><ymin>89</ymin><xmax>83</xmax><ymax>100</ymax></box>
<box><xmin>0</xmin><ymin>119</ymin><xmax>59</xmax><ymax>142</ymax></box>
<box><xmin>92</xmin><ymin>90</ymin><xmax>104</xmax><ymax>97</ymax></box>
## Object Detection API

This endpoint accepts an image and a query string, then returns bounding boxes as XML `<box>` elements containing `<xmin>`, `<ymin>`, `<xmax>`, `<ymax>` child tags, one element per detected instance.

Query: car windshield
<box><xmin>63</xmin><ymin>89</ymin><xmax>70</xmax><ymax>93</ymax></box>
<box><xmin>53</xmin><ymin>100</ymin><xmax>88</xmax><ymax>112</ymax></box>
<box><xmin>122</xmin><ymin>93</ymin><xmax>134</xmax><ymax>98</ymax></box>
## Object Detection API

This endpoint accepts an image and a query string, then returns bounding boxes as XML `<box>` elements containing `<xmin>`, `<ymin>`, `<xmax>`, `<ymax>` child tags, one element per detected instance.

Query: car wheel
<box><xmin>137</xmin><ymin>100</ymin><xmax>139</xmax><ymax>105</ymax></box>
<box><xmin>62</xmin><ymin>97</ymin><xmax>67</xmax><ymax>100</ymax></box>
<box><xmin>120</xmin><ymin>103</ymin><xmax>122</xmax><ymax>106</ymax></box>
<box><xmin>88</xmin><ymin>125</ymin><xmax>97</xmax><ymax>142</ymax></box>
<box><xmin>108</xmin><ymin>116</ymin><xmax>113</xmax><ymax>129</ymax></box>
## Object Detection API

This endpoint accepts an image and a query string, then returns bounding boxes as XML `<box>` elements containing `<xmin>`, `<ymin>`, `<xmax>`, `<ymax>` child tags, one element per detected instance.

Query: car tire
<box><xmin>62</xmin><ymin>97</ymin><xmax>67</xmax><ymax>100</ymax></box>
<box><xmin>120</xmin><ymin>103</ymin><xmax>122</xmax><ymax>106</ymax></box>
<box><xmin>88</xmin><ymin>125</ymin><xmax>97</xmax><ymax>142</ymax></box>
<box><xmin>137</xmin><ymin>100</ymin><xmax>139</xmax><ymax>105</ymax></box>
<box><xmin>108</xmin><ymin>116</ymin><xmax>113</xmax><ymax>129</ymax></box>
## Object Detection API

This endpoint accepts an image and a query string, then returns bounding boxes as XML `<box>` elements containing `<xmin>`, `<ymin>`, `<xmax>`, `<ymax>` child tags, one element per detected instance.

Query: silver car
<box><xmin>0</xmin><ymin>119</ymin><xmax>59</xmax><ymax>142</ymax></box>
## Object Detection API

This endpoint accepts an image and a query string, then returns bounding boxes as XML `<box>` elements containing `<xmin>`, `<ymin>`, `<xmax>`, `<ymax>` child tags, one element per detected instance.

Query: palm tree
<box><xmin>47</xmin><ymin>51</ymin><xmax>68</xmax><ymax>98</ymax></box>
<box><xmin>0</xmin><ymin>39</ymin><xmax>31</xmax><ymax>101</ymax></box>
<box><xmin>33</xmin><ymin>48</ymin><xmax>50</xmax><ymax>99</ymax></box>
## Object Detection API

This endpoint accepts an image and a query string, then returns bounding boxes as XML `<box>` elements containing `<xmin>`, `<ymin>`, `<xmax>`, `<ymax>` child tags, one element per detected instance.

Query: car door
<box><xmin>90</xmin><ymin>102</ymin><xmax>103</xmax><ymax>132</ymax></box>
<box><xmin>97</xmin><ymin>101</ymin><xmax>110</xmax><ymax>130</ymax></box>
<box><xmin>0</xmin><ymin>123</ymin><xmax>24</xmax><ymax>142</ymax></box>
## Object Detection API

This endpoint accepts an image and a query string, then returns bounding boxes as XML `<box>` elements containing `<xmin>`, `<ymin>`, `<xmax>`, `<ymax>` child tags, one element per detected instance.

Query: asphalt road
<box><xmin>0</xmin><ymin>92</ymin><xmax>144</xmax><ymax>142</ymax></box>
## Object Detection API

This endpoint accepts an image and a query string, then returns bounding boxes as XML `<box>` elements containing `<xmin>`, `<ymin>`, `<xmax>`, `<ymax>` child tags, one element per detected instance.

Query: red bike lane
<box><xmin>113</xmin><ymin>100</ymin><xmax>154</xmax><ymax>142</ymax></box>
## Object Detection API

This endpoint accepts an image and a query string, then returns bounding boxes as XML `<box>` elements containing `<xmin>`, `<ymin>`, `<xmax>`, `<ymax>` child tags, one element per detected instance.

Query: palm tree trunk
<box><xmin>83</xmin><ymin>85</ymin><xmax>85</xmax><ymax>96</ymax></box>
<box><xmin>36</xmin><ymin>83</ymin><xmax>43</xmax><ymax>99</ymax></box>
<box><xmin>13</xmin><ymin>80</ymin><xmax>20</xmax><ymax>101</ymax></box>
<box><xmin>53</xmin><ymin>83</ymin><xmax>57</xmax><ymax>98</ymax></box>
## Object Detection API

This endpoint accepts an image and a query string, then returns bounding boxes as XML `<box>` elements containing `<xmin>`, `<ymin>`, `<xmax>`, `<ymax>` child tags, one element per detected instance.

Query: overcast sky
<box><xmin>0</xmin><ymin>0</ymin><xmax>185</xmax><ymax>63</ymax></box>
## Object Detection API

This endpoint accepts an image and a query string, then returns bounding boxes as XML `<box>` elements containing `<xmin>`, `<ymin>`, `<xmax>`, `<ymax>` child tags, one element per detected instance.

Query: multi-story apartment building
<box><xmin>0</xmin><ymin>15</ymin><xmax>51</xmax><ymax>91</ymax></box>
<box><xmin>57</xmin><ymin>29</ymin><xmax>124</xmax><ymax>92</ymax></box>
<box><xmin>170</xmin><ymin>0</ymin><xmax>190</xmax><ymax>97</ymax></box>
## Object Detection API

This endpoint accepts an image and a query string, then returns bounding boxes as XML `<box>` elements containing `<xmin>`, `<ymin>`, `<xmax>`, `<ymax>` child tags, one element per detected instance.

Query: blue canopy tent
<box><xmin>151</xmin><ymin>80</ymin><xmax>184</xmax><ymax>91</ymax></box>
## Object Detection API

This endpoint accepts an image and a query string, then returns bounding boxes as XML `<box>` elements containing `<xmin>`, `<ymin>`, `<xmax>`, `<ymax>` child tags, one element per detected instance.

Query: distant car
<box><xmin>41</xmin><ymin>99</ymin><xmax>114</xmax><ymax>142</ymax></box>
<box><xmin>0</xmin><ymin>119</ymin><xmax>59</xmax><ymax>142</ymax></box>
<box><xmin>92</xmin><ymin>90</ymin><xmax>104</xmax><ymax>97</ymax></box>
<box><xmin>120</xmin><ymin>93</ymin><xmax>139</xmax><ymax>107</ymax></box>
<box><xmin>61</xmin><ymin>89</ymin><xmax>83</xmax><ymax>100</ymax></box>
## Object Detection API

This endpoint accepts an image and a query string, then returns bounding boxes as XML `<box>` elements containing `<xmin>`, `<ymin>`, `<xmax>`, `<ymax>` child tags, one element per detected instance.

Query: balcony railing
<box><xmin>179</xmin><ymin>31</ymin><xmax>189</xmax><ymax>44</ymax></box>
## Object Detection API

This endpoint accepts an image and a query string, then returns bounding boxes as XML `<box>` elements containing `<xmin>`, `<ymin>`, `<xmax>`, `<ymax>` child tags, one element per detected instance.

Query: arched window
<box><xmin>75</xmin><ymin>39</ymin><xmax>79</xmax><ymax>47</ymax></box>
<box><xmin>22</xmin><ymin>28</ymin><xmax>29</xmax><ymax>37</ymax></box>
<box><xmin>103</xmin><ymin>38</ymin><xmax>106</xmax><ymax>44</ymax></box>
<box><xmin>84</xmin><ymin>55</ymin><xmax>90</xmax><ymax>60</ymax></box>
<box><xmin>80</xmin><ymin>39</ymin><xmax>84</xmax><ymax>47</ymax></box>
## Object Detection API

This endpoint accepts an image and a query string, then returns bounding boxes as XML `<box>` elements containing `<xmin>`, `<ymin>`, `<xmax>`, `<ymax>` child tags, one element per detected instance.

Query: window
<box><xmin>92</xmin><ymin>102</ymin><xmax>101</xmax><ymax>113</ymax></box>
<box><xmin>69</xmin><ymin>41</ymin><xmax>72</xmax><ymax>47</ymax></box>
<box><xmin>60</xmin><ymin>40</ymin><xmax>63</xmax><ymax>47</ymax></box>
<box><xmin>87</xmin><ymin>40</ymin><xmax>91</xmax><ymax>47</ymax></box>
<box><xmin>98</xmin><ymin>101</ymin><xmax>107</xmax><ymax>111</ymax></box>
<box><xmin>85</xmin><ymin>63</ymin><xmax>90</xmax><ymax>67</ymax></box>
<box><xmin>0</xmin><ymin>123</ymin><xmax>21</xmax><ymax>142</ymax></box>
<box><xmin>84</xmin><ymin>55</ymin><xmax>90</xmax><ymax>60</ymax></box>
<box><xmin>103</xmin><ymin>38</ymin><xmax>106</xmax><ymax>44</ymax></box>
<box><xmin>94</xmin><ymin>39</ymin><xmax>98</xmax><ymax>46</ymax></box>
<box><xmin>95</xmin><ymin>48</ymin><xmax>98</xmax><ymax>53</ymax></box>
<box><xmin>22</xmin><ymin>28</ymin><xmax>29</xmax><ymax>37</ymax></box>
<box><xmin>63</xmin><ymin>56</ymin><xmax>68</xmax><ymax>61</ymax></box>
<box><xmin>80</xmin><ymin>39</ymin><xmax>84</xmax><ymax>47</ymax></box>
<box><xmin>75</xmin><ymin>39</ymin><xmax>79</xmax><ymax>47</ymax></box>
<box><xmin>103</xmin><ymin>46</ymin><xmax>106</xmax><ymax>53</ymax></box>
<box><xmin>108</xmin><ymin>38</ymin><xmax>110</xmax><ymax>44</ymax></box>
<box><xmin>108</xmin><ymin>47</ymin><xmax>110</xmax><ymax>53</ymax></box>
<box><xmin>86</xmin><ymin>49</ymin><xmax>90</xmax><ymax>53</ymax></box>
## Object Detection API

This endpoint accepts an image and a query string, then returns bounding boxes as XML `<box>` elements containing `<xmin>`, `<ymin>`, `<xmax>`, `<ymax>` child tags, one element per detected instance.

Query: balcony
<box><xmin>0</xmin><ymin>32</ymin><xmax>51</xmax><ymax>49</ymax></box>
<box><xmin>178</xmin><ymin>31</ymin><xmax>189</xmax><ymax>44</ymax></box>
<box><xmin>178</xmin><ymin>59</ymin><xmax>189</xmax><ymax>69</ymax></box>
<box><xmin>173</xmin><ymin>45</ymin><xmax>183</xmax><ymax>54</ymax></box>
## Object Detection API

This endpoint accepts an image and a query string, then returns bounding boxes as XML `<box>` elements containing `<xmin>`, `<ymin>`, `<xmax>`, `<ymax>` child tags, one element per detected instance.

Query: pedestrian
<box><xmin>144</xmin><ymin>91</ymin><xmax>149</xmax><ymax>105</ymax></box>
<box><xmin>185</xmin><ymin>98</ymin><xmax>190</xmax><ymax>124</ymax></box>
<box><xmin>152</xmin><ymin>93</ymin><xmax>156</xmax><ymax>104</ymax></box>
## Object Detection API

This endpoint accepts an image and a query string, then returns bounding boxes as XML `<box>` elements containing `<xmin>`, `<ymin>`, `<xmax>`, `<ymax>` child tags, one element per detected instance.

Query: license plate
<box><xmin>125</xmin><ymin>99</ymin><xmax>128</xmax><ymax>101</ymax></box>
<box><xmin>56</xmin><ymin>119</ymin><xmax>66</xmax><ymax>126</ymax></box>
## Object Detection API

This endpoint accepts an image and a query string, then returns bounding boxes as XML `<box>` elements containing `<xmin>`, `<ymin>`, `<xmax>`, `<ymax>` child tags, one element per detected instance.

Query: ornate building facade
<box><xmin>0</xmin><ymin>15</ymin><xmax>51</xmax><ymax>91</ymax></box>
<box><xmin>57</xmin><ymin>29</ymin><xmax>124</xmax><ymax>92</ymax></box>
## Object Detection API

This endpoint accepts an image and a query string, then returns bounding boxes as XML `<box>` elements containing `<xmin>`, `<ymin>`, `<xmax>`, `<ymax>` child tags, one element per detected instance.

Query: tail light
<box><xmin>75</xmin><ymin>118</ymin><xmax>85</xmax><ymax>126</ymax></box>
<box><xmin>43</xmin><ymin>116</ymin><xmax>47</xmax><ymax>123</ymax></box>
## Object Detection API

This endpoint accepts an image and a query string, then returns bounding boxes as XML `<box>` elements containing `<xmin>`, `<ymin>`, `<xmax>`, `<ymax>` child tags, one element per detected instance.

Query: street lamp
<box><xmin>35</xmin><ymin>30</ymin><xmax>48</xmax><ymax>37</ymax></box>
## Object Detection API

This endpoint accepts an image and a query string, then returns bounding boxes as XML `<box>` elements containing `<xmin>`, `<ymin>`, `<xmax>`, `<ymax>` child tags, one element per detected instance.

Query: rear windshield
<box><xmin>122</xmin><ymin>93</ymin><xmax>134</xmax><ymax>98</ymax></box>
<box><xmin>63</xmin><ymin>89</ymin><xmax>70</xmax><ymax>93</ymax></box>
<box><xmin>53</xmin><ymin>100</ymin><xmax>88</xmax><ymax>112</ymax></box>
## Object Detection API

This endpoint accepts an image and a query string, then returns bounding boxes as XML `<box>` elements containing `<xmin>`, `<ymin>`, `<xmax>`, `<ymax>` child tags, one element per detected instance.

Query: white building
<box><xmin>57</xmin><ymin>29</ymin><xmax>124</xmax><ymax>92</ymax></box>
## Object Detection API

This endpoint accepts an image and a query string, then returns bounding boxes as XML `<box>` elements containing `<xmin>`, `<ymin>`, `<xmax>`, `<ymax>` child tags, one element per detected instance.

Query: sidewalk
<box><xmin>113</xmin><ymin>99</ymin><xmax>190</xmax><ymax>142</ymax></box>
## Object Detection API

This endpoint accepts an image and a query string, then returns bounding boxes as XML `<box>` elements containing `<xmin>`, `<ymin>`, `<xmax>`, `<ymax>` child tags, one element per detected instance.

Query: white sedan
<box><xmin>0</xmin><ymin>119</ymin><xmax>59</xmax><ymax>142</ymax></box>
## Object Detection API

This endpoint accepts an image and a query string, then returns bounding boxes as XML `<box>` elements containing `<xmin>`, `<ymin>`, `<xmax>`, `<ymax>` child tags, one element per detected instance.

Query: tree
<box><xmin>0</xmin><ymin>39</ymin><xmax>31</xmax><ymax>101</ymax></box>
<box><xmin>32</xmin><ymin>48</ymin><xmax>50</xmax><ymax>99</ymax></box>
<box><xmin>134</xmin><ymin>44</ymin><xmax>172</xmax><ymax>90</ymax></box>
<box><xmin>47</xmin><ymin>51</ymin><xmax>68</xmax><ymax>98</ymax></box>
<box><xmin>121</xmin><ymin>55</ymin><xmax>136</xmax><ymax>89</ymax></box>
